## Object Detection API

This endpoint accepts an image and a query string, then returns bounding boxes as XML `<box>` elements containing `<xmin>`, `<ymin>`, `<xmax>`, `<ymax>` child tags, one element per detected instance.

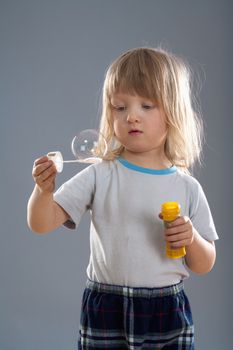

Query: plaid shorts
<box><xmin>78</xmin><ymin>279</ymin><xmax>194</xmax><ymax>349</ymax></box>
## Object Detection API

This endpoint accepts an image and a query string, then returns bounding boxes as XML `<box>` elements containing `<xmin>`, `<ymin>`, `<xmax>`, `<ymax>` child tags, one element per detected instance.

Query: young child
<box><xmin>27</xmin><ymin>47</ymin><xmax>218</xmax><ymax>350</ymax></box>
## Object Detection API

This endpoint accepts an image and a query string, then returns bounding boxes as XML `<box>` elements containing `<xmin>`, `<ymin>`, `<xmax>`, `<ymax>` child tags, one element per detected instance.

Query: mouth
<box><xmin>128</xmin><ymin>129</ymin><xmax>143</xmax><ymax>135</ymax></box>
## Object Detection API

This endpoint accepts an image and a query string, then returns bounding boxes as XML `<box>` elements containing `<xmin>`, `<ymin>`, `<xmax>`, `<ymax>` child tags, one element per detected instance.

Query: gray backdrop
<box><xmin>1</xmin><ymin>1</ymin><xmax>232</xmax><ymax>349</ymax></box>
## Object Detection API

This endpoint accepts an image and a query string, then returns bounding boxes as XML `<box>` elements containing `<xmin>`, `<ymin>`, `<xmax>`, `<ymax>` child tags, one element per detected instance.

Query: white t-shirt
<box><xmin>54</xmin><ymin>158</ymin><xmax>218</xmax><ymax>288</ymax></box>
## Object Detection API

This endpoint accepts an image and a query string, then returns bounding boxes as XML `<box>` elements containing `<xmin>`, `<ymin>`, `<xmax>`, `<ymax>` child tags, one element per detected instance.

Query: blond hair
<box><xmin>94</xmin><ymin>47</ymin><xmax>203</xmax><ymax>173</ymax></box>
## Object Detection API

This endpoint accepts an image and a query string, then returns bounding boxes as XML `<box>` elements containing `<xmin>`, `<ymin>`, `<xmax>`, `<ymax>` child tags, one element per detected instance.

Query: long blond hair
<box><xmin>94</xmin><ymin>47</ymin><xmax>203</xmax><ymax>172</ymax></box>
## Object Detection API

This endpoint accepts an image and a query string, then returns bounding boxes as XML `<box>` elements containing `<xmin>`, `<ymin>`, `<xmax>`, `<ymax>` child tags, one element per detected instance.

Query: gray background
<box><xmin>1</xmin><ymin>0</ymin><xmax>232</xmax><ymax>349</ymax></box>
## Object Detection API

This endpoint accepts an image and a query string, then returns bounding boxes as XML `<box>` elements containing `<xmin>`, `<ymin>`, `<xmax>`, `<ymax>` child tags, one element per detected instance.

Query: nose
<box><xmin>126</xmin><ymin>111</ymin><xmax>140</xmax><ymax>123</ymax></box>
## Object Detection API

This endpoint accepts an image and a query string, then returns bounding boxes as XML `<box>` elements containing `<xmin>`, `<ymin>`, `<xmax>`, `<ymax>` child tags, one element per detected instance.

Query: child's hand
<box><xmin>32</xmin><ymin>156</ymin><xmax>57</xmax><ymax>193</ymax></box>
<box><xmin>160</xmin><ymin>215</ymin><xmax>195</xmax><ymax>249</ymax></box>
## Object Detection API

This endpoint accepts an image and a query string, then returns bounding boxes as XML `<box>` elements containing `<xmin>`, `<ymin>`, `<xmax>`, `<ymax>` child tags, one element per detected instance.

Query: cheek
<box><xmin>156</xmin><ymin>118</ymin><xmax>168</xmax><ymax>135</ymax></box>
<box><xmin>161</xmin><ymin>123</ymin><xmax>168</xmax><ymax>136</ymax></box>
<box><xmin>150</xmin><ymin>121</ymin><xmax>168</xmax><ymax>143</ymax></box>
<box><xmin>113</xmin><ymin>119</ymin><xmax>123</xmax><ymax>135</ymax></box>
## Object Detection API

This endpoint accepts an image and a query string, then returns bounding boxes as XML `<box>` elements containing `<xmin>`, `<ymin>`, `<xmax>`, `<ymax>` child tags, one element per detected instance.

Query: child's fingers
<box><xmin>164</xmin><ymin>217</ymin><xmax>194</xmax><ymax>247</ymax></box>
<box><xmin>32</xmin><ymin>156</ymin><xmax>57</xmax><ymax>191</ymax></box>
<box><xmin>166</xmin><ymin>216</ymin><xmax>188</xmax><ymax>227</ymax></box>
<box><xmin>32</xmin><ymin>159</ymin><xmax>55</xmax><ymax>177</ymax></box>
<box><xmin>33</xmin><ymin>165</ymin><xmax>57</xmax><ymax>193</ymax></box>
<box><xmin>166</xmin><ymin>231</ymin><xmax>188</xmax><ymax>242</ymax></box>
<box><xmin>169</xmin><ymin>239</ymin><xmax>189</xmax><ymax>249</ymax></box>
<box><xmin>34</xmin><ymin>165</ymin><xmax>56</xmax><ymax>184</ymax></box>
<box><xmin>165</xmin><ymin>224</ymin><xmax>187</xmax><ymax>236</ymax></box>
<box><xmin>34</xmin><ymin>156</ymin><xmax>49</xmax><ymax>166</ymax></box>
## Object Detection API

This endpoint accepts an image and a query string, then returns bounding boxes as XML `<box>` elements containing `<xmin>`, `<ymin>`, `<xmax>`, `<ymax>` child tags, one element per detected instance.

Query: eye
<box><xmin>112</xmin><ymin>105</ymin><xmax>126</xmax><ymax>111</ymax></box>
<box><xmin>142</xmin><ymin>104</ymin><xmax>154</xmax><ymax>110</ymax></box>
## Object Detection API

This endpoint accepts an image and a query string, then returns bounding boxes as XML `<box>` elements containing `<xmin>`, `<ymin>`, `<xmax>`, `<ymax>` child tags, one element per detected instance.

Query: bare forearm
<box><xmin>185</xmin><ymin>229</ymin><xmax>216</xmax><ymax>274</ymax></box>
<box><xmin>27</xmin><ymin>185</ymin><xmax>58</xmax><ymax>233</ymax></box>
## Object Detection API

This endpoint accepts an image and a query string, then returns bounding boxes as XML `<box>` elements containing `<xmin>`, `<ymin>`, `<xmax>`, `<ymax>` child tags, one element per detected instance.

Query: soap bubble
<box><xmin>47</xmin><ymin>129</ymin><xmax>107</xmax><ymax>172</ymax></box>
<box><xmin>71</xmin><ymin>129</ymin><xmax>106</xmax><ymax>163</ymax></box>
<box><xmin>71</xmin><ymin>129</ymin><xmax>97</xmax><ymax>160</ymax></box>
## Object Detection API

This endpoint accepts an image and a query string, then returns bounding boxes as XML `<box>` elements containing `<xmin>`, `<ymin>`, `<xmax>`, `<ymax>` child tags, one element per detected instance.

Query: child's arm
<box><xmin>164</xmin><ymin>216</ymin><xmax>216</xmax><ymax>274</ymax></box>
<box><xmin>27</xmin><ymin>156</ymin><xmax>69</xmax><ymax>234</ymax></box>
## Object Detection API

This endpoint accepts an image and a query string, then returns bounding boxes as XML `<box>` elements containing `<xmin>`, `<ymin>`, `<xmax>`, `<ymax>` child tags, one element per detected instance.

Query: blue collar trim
<box><xmin>117</xmin><ymin>157</ymin><xmax>177</xmax><ymax>175</ymax></box>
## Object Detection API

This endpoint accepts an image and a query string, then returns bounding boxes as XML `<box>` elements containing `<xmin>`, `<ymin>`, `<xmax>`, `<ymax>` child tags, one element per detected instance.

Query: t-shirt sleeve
<box><xmin>189</xmin><ymin>180</ymin><xmax>218</xmax><ymax>241</ymax></box>
<box><xmin>53</xmin><ymin>165</ymin><xmax>96</xmax><ymax>229</ymax></box>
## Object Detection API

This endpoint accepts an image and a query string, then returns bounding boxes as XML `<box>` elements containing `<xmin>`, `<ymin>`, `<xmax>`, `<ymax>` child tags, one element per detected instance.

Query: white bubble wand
<box><xmin>47</xmin><ymin>129</ymin><xmax>107</xmax><ymax>173</ymax></box>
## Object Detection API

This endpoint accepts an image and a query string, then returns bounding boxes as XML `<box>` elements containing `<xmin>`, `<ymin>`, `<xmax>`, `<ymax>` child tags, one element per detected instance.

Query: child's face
<box><xmin>110</xmin><ymin>93</ymin><xmax>168</xmax><ymax>157</ymax></box>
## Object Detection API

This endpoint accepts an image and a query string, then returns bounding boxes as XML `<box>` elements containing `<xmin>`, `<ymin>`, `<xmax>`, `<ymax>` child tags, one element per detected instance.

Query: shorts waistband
<box><xmin>86</xmin><ymin>279</ymin><xmax>184</xmax><ymax>298</ymax></box>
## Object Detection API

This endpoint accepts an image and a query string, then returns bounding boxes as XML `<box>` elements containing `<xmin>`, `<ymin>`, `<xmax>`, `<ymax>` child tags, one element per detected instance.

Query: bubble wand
<box><xmin>47</xmin><ymin>129</ymin><xmax>107</xmax><ymax>173</ymax></box>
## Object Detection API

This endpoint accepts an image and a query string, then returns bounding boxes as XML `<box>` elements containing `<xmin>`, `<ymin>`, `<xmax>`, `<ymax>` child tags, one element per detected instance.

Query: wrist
<box><xmin>35</xmin><ymin>184</ymin><xmax>54</xmax><ymax>196</ymax></box>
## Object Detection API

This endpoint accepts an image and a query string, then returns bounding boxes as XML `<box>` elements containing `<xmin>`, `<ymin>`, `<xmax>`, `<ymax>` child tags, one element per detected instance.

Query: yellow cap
<box><xmin>161</xmin><ymin>202</ymin><xmax>180</xmax><ymax>222</ymax></box>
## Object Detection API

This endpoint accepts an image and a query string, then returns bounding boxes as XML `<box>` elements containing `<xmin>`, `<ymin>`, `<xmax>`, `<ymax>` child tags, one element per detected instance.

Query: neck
<box><xmin>121</xmin><ymin>150</ymin><xmax>172</xmax><ymax>170</ymax></box>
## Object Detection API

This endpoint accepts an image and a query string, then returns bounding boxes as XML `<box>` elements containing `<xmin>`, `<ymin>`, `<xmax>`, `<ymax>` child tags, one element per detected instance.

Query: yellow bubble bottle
<box><xmin>161</xmin><ymin>202</ymin><xmax>186</xmax><ymax>259</ymax></box>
